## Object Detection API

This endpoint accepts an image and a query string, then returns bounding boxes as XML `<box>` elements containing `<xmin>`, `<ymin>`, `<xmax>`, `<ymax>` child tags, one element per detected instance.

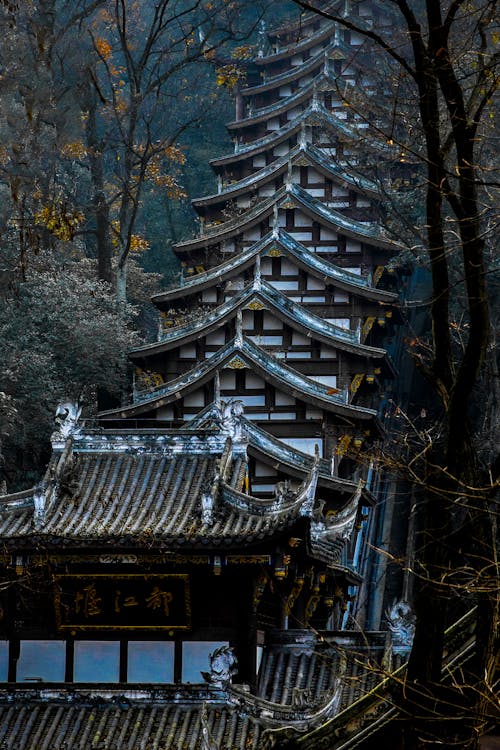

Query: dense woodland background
<box><xmin>0</xmin><ymin>1</ymin><xmax>498</xmax><ymax>747</ymax></box>
<box><xmin>0</xmin><ymin>0</ymin><xmax>296</xmax><ymax>490</ymax></box>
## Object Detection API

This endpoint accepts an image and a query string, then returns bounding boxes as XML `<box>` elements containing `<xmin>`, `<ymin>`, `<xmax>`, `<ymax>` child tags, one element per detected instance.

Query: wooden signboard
<box><xmin>54</xmin><ymin>574</ymin><xmax>191</xmax><ymax>631</ymax></box>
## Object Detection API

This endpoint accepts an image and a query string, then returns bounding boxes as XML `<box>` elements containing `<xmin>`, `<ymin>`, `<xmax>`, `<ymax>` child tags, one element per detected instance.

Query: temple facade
<box><xmin>0</xmin><ymin>3</ymin><xmax>435</xmax><ymax>748</ymax></box>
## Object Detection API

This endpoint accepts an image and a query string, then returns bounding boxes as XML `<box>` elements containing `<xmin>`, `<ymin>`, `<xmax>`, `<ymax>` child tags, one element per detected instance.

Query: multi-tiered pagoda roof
<box><xmin>0</xmin><ymin>3</ymin><xmax>424</xmax><ymax>748</ymax></box>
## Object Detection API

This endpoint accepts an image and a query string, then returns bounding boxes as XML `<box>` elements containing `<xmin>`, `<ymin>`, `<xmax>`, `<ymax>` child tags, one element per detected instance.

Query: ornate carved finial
<box><xmin>334</xmin><ymin>22</ymin><xmax>341</xmax><ymax>46</ymax></box>
<box><xmin>214</xmin><ymin>370</ymin><xmax>222</xmax><ymax>411</ymax></box>
<box><xmin>52</xmin><ymin>402</ymin><xmax>82</xmax><ymax>442</ymax></box>
<box><xmin>285</xmin><ymin>157</ymin><xmax>293</xmax><ymax>191</ymax></box>
<box><xmin>201</xmin><ymin>487</ymin><xmax>215</xmax><ymax>526</ymax></box>
<box><xmin>323</xmin><ymin>52</ymin><xmax>330</xmax><ymax>76</ymax></box>
<box><xmin>201</xmin><ymin>645</ymin><xmax>238</xmax><ymax>688</ymax></box>
<box><xmin>272</xmin><ymin>202</ymin><xmax>279</xmax><ymax>235</ymax></box>
<box><xmin>200</xmin><ymin>703</ymin><xmax>219</xmax><ymax>750</ymax></box>
<box><xmin>253</xmin><ymin>254</ymin><xmax>262</xmax><ymax>290</ymax></box>
<box><xmin>220</xmin><ymin>399</ymin><xmax>245</xmax><ymax>442</ymax></box>
<box><xmin>257</xmin><ymin>19</ymin><xmax>267</xmax><ymax>58</ymax></box>
<box><xmin>386</xmin><ymin>599</ymin><xmax>415</xmax><ymax>652</ymax></box>
<box><xmin>274</xmin><ymin>479</ymin><xmax>295</xmax><ymax>505</ymax></box>
<box><xmin>299</xmin><ymin>120</ymin><xmax>307</xmax><ymax>149</ymax></box>
<box><xmin>311</xmin><ymin>86</ymin><xmax>320</xmax><ymax>111</ymax></box>
<box><xmin>33</xmin><ymin>483</ymin><xmax>46</xmax><ymax>531</ymax></box>
<box><xmin>235</xmin><ymin>308</ymin><xmax>243</xmax><ymax>348</ymax></box>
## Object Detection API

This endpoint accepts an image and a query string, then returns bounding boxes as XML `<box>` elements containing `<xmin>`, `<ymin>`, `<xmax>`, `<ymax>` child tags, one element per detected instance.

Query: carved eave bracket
<box><xmin>227</xmin><ymin>653</ymin><xmax>346</xmax><ymax>731</ymax></box>
<box><xmin>309</xmin><ymin>478</ymin><xmax>363</xmax><ymax>547</ymax></box>
<box><xmin>386</xmin><ymin>599</ymin><xmax>415</xmax><ymax>655</ymax></box>
<box><xmin>32</xmin><ymin>482</ymin><xmax>48</xmax><ymax>531</ymax></box>
<box><xmin>216</xmin><ymin>397</ymin><xmax>248</xmax><ymax>456</ymax></box>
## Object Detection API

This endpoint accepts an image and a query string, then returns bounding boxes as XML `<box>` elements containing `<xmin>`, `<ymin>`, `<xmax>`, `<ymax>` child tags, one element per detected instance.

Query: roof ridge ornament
<box><xmin>214</xmin><ymin>370</ymin><xmax>222</xmax><ymax>411</ymax></box>
<box><xmin>33</xmin><ymin>482</ymin><xmax>47</xmax><ymax>531</ymax></box>
<box><xmin>253</xmin><ymin>254</ymin><xmax>262</xmax><ymax>290</ymax></box>
<box><xmin>299</xmin><ymin>120</ymin><xmax>308</xmax><ymax>149</ymax></box>
<box><xmin>201</xmin><ymin>472</ymin><xmax>219</xmax><ymax>527</ymax></box>
<box><xmin>299</xmin><ymin>444</ymin><xmax>321</xmax><ymax>516</ymax></box>
<box><xmin>200</xmin><ymin>703</ymin><xmax>220</xmax><ymax>750</ymax></box>
<box><xmin>51</xmin><ymin>401</ymin><xmax>82</xmax><ymax>443</ymax></box>
<box><xmin>235</xmin><ymin>308</ymin><xmax>244</xmax><ymax>347</ymax></box>
<box><xmin>386</xmin><ymin>599</ymin><xmax>416</xmax><ymax>654</ymax></box>
<box><xmin>201</xmin><ymin>645</ymin><xmax>238</xmax><ymax>689</ymax></box>
<box><xmin>219</xmin><ymin>399</ymin><xmax>245</xmax><ymax>444</ymax></box>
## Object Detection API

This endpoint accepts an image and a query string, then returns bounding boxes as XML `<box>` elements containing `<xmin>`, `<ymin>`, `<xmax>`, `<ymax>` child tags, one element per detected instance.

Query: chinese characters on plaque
<box><xmin>54</xmin><ymin>574</ymin><xmax>191</xmax><ymax>631</ymax></box>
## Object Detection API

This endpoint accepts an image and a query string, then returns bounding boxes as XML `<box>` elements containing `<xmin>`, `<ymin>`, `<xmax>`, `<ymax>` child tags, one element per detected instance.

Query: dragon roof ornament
<box><xmin>51</xmin><ymin>402</ymin><xmax>82</xmax><ymax>443</ymax></box>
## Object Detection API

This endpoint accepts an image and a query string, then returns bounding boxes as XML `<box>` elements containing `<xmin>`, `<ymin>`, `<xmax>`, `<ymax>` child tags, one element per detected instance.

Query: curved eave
<box><xmin>175</xmin><ymin>183</ymin><xmax>400</xmax><ymax>255</ymax></box>
<box><xmin>266</xmin><ymin>1</ymin><xmax>341</xmax><ymax>42</ymax></box>
<box><xmin>243</xmin><ymin>419</ymin><xmax>370</xmax><ymax>498</ymax></box>
<box><xmin>131</xmin><ymin>280</ymin><xmax>386</xmax><ymax>359</ymax></box>
<box><xmin>255</xmin><ymin>22</ymin><xmax>337</xmax><ymax>66</ymax></box>
<box><xmin>210</xmin><ymin>105</ymin><xmax>392</xmax><ymax>170</ymax></box>
<box><xmin>227</xmin><ymin>73</ymin><xmax>329</xmax><ymax>131</ymax></box>
<box><xmin>242</xmin><ymin>47</ymin><xmax>328</xmax><ymax>96</ymax></box>
<box><xmin>102</xmin><ymin>337</ymin><xmax>377</xmax><ymax>421</ymax></box>
<box><xmin>193</xmin><ymin>144</ymin><xmax>380</xmax><ymax>212</ymax></box>
<box><xmin>183</xmin><ymin>405</ymin><xmax>374</xmax><ymax>501</ymax></box>
<box><xmin>155</xmin><ymin>230</ymin><xmax>397</xmax><ymax>305</ymax></box>
<box><xmin>220</xmin><ymin>474</ymin><xmax>313</xmax><ymax>517</ymax></box>
<box><xmin>210</xmin><ymin>113</ymin><xmax>303</xmax><ymax>169</ymax></box>
<box><xmin>152</xmin><ymin>244</ymin><xmax>261</xmax><ymax>304</ymax></box>
<box><xmin>3</xmin><ymin>522</ymin><xmax>299</xmax><ymax>548</ymax></box>
<box><xmin>287</xmin><ymin>183</ymin><xmax>400</xmax><ymax>251</ymax></box>
<box><xmin>174</xmin><ymin>190</ymin><xmax>277</xmax><ymax>253</ymax></box>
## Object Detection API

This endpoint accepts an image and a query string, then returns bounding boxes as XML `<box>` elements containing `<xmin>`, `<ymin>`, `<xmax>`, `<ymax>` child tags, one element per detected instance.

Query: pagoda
<box><xmin>0</xmin><ymin>3</ymin><xmax>428</xmax><ymax>749</ymax></box>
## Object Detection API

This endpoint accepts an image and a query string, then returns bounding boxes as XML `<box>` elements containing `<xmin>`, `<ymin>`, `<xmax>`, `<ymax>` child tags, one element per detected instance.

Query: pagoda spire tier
<box><xmin>174</xmin><ymin>183</ymin><xmax>400</xmax><ymax>258</ymax></box>
<box><xmin>101</xmin><ymin>335</ymin><xmax>379</xmax><ymax>422</ymax></box>
<box><xmin>153</xmin><ymin>230</ymin><xmax>396</xmax><ymax>305</ymax></box>
<box><xmin>192</xmin><ymin>143</ymin><xmax>380</xmax><ymax>220</ymax></box>
<box><xmin>0</xmin><ymin>5</ymin><xmax>416</xmax><ymax>745</ymax></box>
<box><xmin>132</xmin><ymin>279</ymin><xmax>387</xmax><ymax>358</ymax></box>
<box><xmin>209</xmin><ymin>103</ymin><xmax>394</xmax><ymax>178</ymax></box>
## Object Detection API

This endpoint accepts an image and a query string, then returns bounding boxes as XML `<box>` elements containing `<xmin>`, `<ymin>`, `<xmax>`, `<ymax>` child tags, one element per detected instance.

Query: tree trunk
<box><xmin>84</xmin><ymin>76</ymin><xmax>112</xmax><ymax>284</ymax></box>
<box><xmin>116</xmin><ymin>261</ymin><xmax>127</xmax><ymax>304</ymax></box>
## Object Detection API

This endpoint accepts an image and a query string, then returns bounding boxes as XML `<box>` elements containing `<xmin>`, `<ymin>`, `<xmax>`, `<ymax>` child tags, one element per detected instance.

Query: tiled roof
<box><xmin>175</xmin><ymin>183</ymin><xmax>400</xmax><ymax>254</ymax></box>
<box><xmin>155</xmin><ymin>230</ymin><xmax>396</xmax><ymax>306</ymax></box>
<box><xmin>271</xmin><ymin>609</ymin><xmax>479</xmax><ymax>750</ymax></box>
<box><xmin>193</xmin><ymin>143</ymin><xmax>380</xmax><ymax>210</ymax></box>
<box><xmin>0</xmin><ymin>431</ymin><xmax>318</xmax><ymax>545</ymax></box>
<box><xmin>209</xmin><ymin>103</ymin><xmax>391</xmax><ymax>169</ymax></box>
<box><xmin>108</xmin><ymin>336</ymin><xmax>378</xmax><ymax>420</ymax></box>
<box><xmin>0</xmin><ymin>688</ymin><xmax>262</xmax><ymax>750</ymax></box>
<box><xmin>132</xmin><ymin>278</ymin><xmax>386</xmax><ymax>359</ymax></box>
<box><xmin>256</xmin><ymin>632</ymin><xmax>383</xmax><ymax>707</ymax></box>
<box><xmin>0</xmin><ymin>630</ymin><xmax>389</xmax><ymax>750</ymax></box>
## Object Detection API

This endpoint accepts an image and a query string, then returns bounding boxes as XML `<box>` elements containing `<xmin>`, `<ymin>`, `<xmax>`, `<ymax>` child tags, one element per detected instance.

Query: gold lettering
<box><xmin>145</xmin><ymin>586</ymin><xmax>173</xmax><ymax>617</ymax></box>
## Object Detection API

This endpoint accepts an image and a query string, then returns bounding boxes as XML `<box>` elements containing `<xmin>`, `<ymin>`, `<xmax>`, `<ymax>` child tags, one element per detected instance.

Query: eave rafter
<box><xmin>153</xmin><ymin>230</ymin><xmax>396</xmax><ymax>306</ymax></box>
<box><xmin>102</xmin><ymin>336</ymin><xmax>377</xmax><ymax>421</ymax></box>
<box><xmin>132</xmin><ymin>278</ymin><xmax>386</xmax><ymax>359</ymax></box>
<box><xmin>175</xmin><ymin>183</ymin><xmax>400</xmax><ymax>255</ymax></box>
